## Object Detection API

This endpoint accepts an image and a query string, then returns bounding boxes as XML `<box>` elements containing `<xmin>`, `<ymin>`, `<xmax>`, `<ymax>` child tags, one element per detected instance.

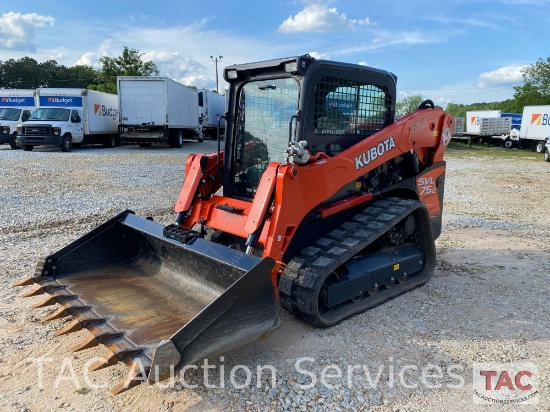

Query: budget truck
<box><xmin>0</xmin><ymin>89</ymin><xmax>36</xmax><ymax>149</ymax></box>
<box><xmin>517</xmin><ymin>105</ymin><xmax>550</xmax><ymax>152</ymax></box>
<box><xmin>17</xmin><ymin>89</ymin><xmax>119</xmax><ymax>152</ymax></box>
<box><xmin>118</xmin><ymin>76</ymin><xmax>202</xmax><ymax>147</ymax></box>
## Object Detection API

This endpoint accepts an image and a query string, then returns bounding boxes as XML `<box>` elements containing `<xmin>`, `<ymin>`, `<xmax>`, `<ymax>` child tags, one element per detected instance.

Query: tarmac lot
<box><xmin>0</xmin><ymin>142</ymin><xmax>549</xmax><ymax>411</ymax></box>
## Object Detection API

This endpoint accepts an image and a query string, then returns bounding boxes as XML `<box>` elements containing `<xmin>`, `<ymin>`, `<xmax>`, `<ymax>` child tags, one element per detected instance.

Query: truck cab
<box><xmin>0</xmin><ymin>107</ymin><xmax>33</xmax><ymax>149</ymax></box>
<box><xmin>18</xmin><ymin>107</ymin><xmax>84</xmax><ymax>152</ymax></box>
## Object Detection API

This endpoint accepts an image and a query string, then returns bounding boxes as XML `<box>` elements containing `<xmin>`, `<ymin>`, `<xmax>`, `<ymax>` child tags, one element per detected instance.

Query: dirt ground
<box><xmin>0</xmin><ymin>143</ymin><xmax>549</xmax><ymax>411</ymax></box>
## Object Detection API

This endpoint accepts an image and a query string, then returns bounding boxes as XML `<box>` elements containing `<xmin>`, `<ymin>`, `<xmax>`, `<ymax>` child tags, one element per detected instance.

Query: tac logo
<box><xmin>473</xmin><ymin>363</ymin><xmax>538</xmax><ymax>405</ymax></box>
<box><xmin>94</xmin><ymin>104</ymin><xmax>119</xmax><ymax>120</ymax></box>
<box><xmin>530</xmin><ymin>113</ymin><xmax>550</xmax><ymax>126</ymax></box>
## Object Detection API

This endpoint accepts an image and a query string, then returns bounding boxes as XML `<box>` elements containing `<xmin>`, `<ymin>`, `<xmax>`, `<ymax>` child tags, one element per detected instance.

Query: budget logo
<box><xmin>94</xmin><ymin>104</ymin><xmax>119</xmax><ymax>120</ymax></box>
<box><xmin>530</xmin><ymin>113</ymin><xmax>549</xmax><ymax>126</ymax></box>
<box><xmin>472</xmin><ymin>363</ymin><xmax>538</xmax><ymax>405</ymax></box>
<box><xmin>2</xmin><ymin>97</ymin><xmax>25</xmax><ymax>103</ymax></box>
<box><xmin>47</xmin><ymin>97</ymin><xmax>74</xmax><ymax>104</ymax></box>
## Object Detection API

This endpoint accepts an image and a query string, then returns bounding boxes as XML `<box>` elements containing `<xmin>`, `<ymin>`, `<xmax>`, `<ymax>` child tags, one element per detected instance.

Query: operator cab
<box><xmin>224</xmin><ymin>55</ymin><xmax>397</xmax><ymax>199</ymax></box>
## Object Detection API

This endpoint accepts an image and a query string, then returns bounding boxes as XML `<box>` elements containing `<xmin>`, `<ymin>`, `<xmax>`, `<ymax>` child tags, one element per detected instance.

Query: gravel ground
<box><xmin>0</xmin><ymin>142</ymin><xmax>549</xmax><ymax>411</ymax></box>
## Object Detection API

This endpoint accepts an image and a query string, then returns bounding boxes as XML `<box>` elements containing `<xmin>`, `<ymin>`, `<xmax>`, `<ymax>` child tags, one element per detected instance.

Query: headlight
<box><xmin>53</xmin><ymin>127</ymin><xmax>61</xmax><ymax>136</ymax></box>
<box><xmin>1</xmin><ymin>126</ymin><xmax>9</xmax><ymax>134</ymax></box>
<box><xmin>16</xmin><ymin>126</ymin><xmax>22</xmax><ymax>132</ymax></box>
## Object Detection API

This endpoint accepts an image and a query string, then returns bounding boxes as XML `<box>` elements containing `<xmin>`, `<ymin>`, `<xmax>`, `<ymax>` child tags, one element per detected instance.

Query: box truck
<box><xmin>0</xmin><ymin>89</ymin><xmax>36</xmax><ymax>149</ymax></box>
<box><xmin>517</xmin><ymin>106</ymin><xmax>550</xmax><ymax>152</ymax></box>
<box><xmin>198</xmin><ymin>89</ymin><xmax>226</xmax><ymax>139</ymax></box>
<box><xmin>455</xmin><ymin>110</ymin><xmax>522</xmax><ymax>147</ymax></box>
<box><xmin>465</xmin><ymin>110</ymin><xmax>502</xmax><ymax>135</ymax></box>
<box><xmin>118</xmin><ymin>76</ymin><xmax>201</xmax><ymax>147</ymax></box>
<box><xmin>17</xmin><ymin>89</ymin><xmax>119</xmax><ymax>152</ymax></box>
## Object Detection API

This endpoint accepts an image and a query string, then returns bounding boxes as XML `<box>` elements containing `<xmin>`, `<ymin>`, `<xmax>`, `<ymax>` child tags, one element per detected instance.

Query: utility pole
<box><xmin>210</xmin><ymin>55</ymin><xmax>223</xmax><ymax>94</ymax></box>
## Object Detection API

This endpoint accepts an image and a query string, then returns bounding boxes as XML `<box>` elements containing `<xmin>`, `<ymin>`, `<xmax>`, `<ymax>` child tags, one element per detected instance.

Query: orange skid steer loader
<box><xmin>15</xmin><ymin>55</ymin><xmax>453</xmax><ymax>394</ymax></box>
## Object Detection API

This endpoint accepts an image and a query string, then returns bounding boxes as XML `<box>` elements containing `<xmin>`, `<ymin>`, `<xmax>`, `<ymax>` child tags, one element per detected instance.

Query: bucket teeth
<box><xmin>54</xmin><ymin>319</ymin><xmax>84</xmax><ymax>336</ymax></box>
<box><xmin>11</xmin><ymin>277</ymin><xmax>35</xmax><ymax>287</ymax></box>
<box><xmin>32</xmin><ymin>289</ymin><xmax>77</xmax><ymax>309</ymax></box>
<box><xmin>31</xmin><ymin>295</ymin><xmax>57</xmax><ymax>308</ymax></box>
<box><xmin>70</xmin><ymin>333</ymin><xmax>100</xmax><ymax>353</ymax></box>
<box><xmin>70</xmin><ymin>324</ymin><xmax>121</xmax><ymax>353</ymax></box>
<box><xmin>42</xmin><ymin>302</ymin><xmax>90</xmax><ymax>321</ymax></box>
<box><xmin>20</xmin><ymin>285</ymin><xmax>45</xmax><ymax>298</ymax></box>
<box><xmin>110</xmin><ymin>357</ymin><xmax>151</xmax><ymax>396</ymax></box>
<box><xmin>43</xmin><ymin>306</ymin><xmax>72</xmax><ymax>321</ymax></box>
<box><xmin>53</xmin><ymin>311</ymin><xmax>105</xmax><ymax>336</ymax></box>
<box><xmin>12</xmin><ymin>275</ymin><xmax>51</xmax><ymax>288</ymax></box>
<box><xmin>88</xmin><ymin>348</ymin><xmax>142</xmax><ymax>372</ymax></box>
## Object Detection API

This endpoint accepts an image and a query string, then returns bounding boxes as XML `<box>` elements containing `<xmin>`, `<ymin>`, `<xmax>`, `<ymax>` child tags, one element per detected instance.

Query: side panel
<box><xmin>166</xmin><ymin>79</ymin><xmax>198</xmax><ymax>128</ymax></box>
<box><xmin>84</xmin><ymin>90</ymin><xmax>119</xmax><ymax>134</ymax></box>
<box><xmin>501</xmin><ymin>112</ymin><xmax>522</xmax><ymax>128</ymax></box>
<box><xmin>199</xmin><ymin>90</ymin><xmax>226</xmax><ymax>127</ymax></box>
<box><xmin>118</xmin><ymin>78</ymin><xmax>166</xmax><ymax>126</ymax></box>
<box><xmin>465</xmin><ymin>110</ymin><xmax>501</xmax><ymax>134</ymax></box>
<box><xmin>0</xmin><ymin>88</ymin><xmax>36</xmax><ymax>107</ymax></box>
<box><xmin>519</xmin><ymin>105</ymin><xmax>550</xmax><ymax>140</ymax></box>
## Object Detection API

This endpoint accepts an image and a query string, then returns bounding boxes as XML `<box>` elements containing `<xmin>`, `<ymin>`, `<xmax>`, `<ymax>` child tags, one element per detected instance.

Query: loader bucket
<box><xmin>14</xmin><ymin>211</ymin><xmax>280</xmax><ymax>394</ymax></box>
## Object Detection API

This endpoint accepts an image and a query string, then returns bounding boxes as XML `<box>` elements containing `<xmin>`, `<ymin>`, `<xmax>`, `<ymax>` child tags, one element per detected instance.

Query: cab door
<box><xmin>71</xmin><ymin>109</ymin><xmax>84</xmax><ymax>142</ymax></box>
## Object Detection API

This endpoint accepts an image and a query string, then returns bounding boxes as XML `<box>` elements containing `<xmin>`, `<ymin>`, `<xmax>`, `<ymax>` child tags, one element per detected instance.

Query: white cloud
<box><xmin>278</xmin><ymin>3</ymin><xmax>370</xmax><ymax>33</ymax></box>
<box><xmin>76</xmin><ymin>51</ymin><xmax>99</xmax><ymax>68</ymax></box>
<box><xmin>358</xmin><ymin>61</ymin><xmax>368</xmax><ymax>66</ymax></box>
<box><xmin>335</xmin><ymin>29</ymin><xmax>445</xmax><ymax>55</ymax></box>
<box><xmin>308</xmin><ymin>51</ymin><xmax>330</xmax><ymax>60</ymax></box>
<box><xmin>429</xmin><ymin>16</ymin><xmax>500</xmax><ymax>31</ymax></box>
<box><xmin>0</xmin><ymin>12</ymin><xmax>54</xmax><ymax>51</ymax></box>
<box><xmin>478</xmin><ymin>65</ymin><xmax>527</xmax><ymax>87</ymax></box>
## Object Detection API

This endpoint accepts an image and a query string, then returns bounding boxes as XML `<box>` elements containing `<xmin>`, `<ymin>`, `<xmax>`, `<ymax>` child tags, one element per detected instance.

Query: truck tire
<box><xmin>504</xmin><ymin>138</ymin><xmax>513</xmax><ymax>149</ymax></box>
<box><xmin>103</xmin><ymin>135</ymin><xmax>116</xmax><ymax>148</ymax></box>
<box><xmin>21</xmin><ymin>144</ymin><xmax>33</xmax><ymax>152</ymax></box>
<box><xmin>169</xmin><ymin>131</ymin><xmax>183</xmax><ymax>148</ymax></box>
<box><xmin>9</xmin><ymin>133</ymin><xmax>20</xmax><ymax>150</ymax></box>
<box><xmin>61</xmin><ymin>136</ymin><xmax>72</xmax><ymax>152</ymax></box>
<box><xmin>535</xmin><ymin>141</ymin><xmax>545</xmax><ymax>153</ymax></box>
<box><xmin>545</xmin><ymin>150</ymin><xmax>550</xmax><ymax>162</ymax></box>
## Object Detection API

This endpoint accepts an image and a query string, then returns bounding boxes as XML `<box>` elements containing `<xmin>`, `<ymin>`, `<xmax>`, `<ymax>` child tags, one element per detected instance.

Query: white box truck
<box><xmin>198</xmin><ymin>89</ymin><xmax>226</xmax><ymax>139</ymax></box>
<box><xmin>517</xmin><ymin>105</ymin><xmax>550</xmax><ymax>152</ymax></box>
<box><xmin>0</xmin><ymin>89</ymin><xmax>36</xmax><ymax>149</ymax></box>
<box><xmin>17</xmin><ymin>89</ymin><xmax>119</xmax><ymax>152</ymax></box>
<box><xmin>118</xmin><ymin>76</ymin><xmax>201</xmax><ymax>147</ymax></box>
<box><xmin>465</xmin><ymin>110</ymin><xmax>501</xmax><ymax>135</ymax></box>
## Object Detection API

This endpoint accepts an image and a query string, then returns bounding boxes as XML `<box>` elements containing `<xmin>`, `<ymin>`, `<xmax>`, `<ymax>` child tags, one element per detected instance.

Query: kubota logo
<box><xmin>94</xmin><ymin>104</ymin><xmax>119</xmax><ymax>120</ymax></box>
<box><xmin>530</xmin><ymin>113</ymin><xmax>550</xmax><ymax>126</ymax></box>
<box><xmin>355</xmin><ymin>137</ymin><xmax>396</xmax><ymax>170</ymax></box>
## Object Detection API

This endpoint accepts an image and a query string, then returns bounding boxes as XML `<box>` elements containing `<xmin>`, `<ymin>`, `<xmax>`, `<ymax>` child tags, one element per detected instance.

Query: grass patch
<box><xmin>445</xmin><ymin>141</ymin><xmax>541</xmax><ymax>160</ymax></box>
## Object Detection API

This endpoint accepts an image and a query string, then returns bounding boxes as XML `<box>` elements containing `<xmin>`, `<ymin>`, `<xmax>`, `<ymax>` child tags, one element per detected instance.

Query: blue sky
<box><xmin>1</xmin><ymin>0</ymin><xmax>549</xmax><ymax>106</ymax></box>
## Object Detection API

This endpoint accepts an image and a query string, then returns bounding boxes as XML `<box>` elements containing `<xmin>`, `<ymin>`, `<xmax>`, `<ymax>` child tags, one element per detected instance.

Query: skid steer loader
<box><xmin>14</xmin><ymin>55</ymin><xmax>453</xmax><ymax>394</ymax></box>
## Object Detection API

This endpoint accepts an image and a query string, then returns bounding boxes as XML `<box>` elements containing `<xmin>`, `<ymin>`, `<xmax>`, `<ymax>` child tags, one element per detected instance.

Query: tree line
<box><xmin>2</xmin><ymin>48</ymin><xmax>549</xmax><ymax>118</ymax></box>
<box><xmin>0</xmin><ymin>46</ymin><xmax>158</xmax><ymax>94</ymax></box>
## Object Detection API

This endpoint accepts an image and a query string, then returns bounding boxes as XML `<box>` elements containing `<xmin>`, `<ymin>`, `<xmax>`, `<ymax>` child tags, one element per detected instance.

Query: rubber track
<box><xmin>278</xmin><ymin>197</ymin><xmax>430</xmax><ymax>327</ymax></box>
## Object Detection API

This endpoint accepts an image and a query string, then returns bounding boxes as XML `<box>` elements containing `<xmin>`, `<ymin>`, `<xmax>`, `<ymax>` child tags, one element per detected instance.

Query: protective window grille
<box><xmin>314</xmin><ymin>76</ymin><xmax>388</xmax><ymax>137</ymax></box>
<box><xmin>233</xmin><ymin>79</ymin><xmax>299</xmax><ymax>199</ymax></box>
